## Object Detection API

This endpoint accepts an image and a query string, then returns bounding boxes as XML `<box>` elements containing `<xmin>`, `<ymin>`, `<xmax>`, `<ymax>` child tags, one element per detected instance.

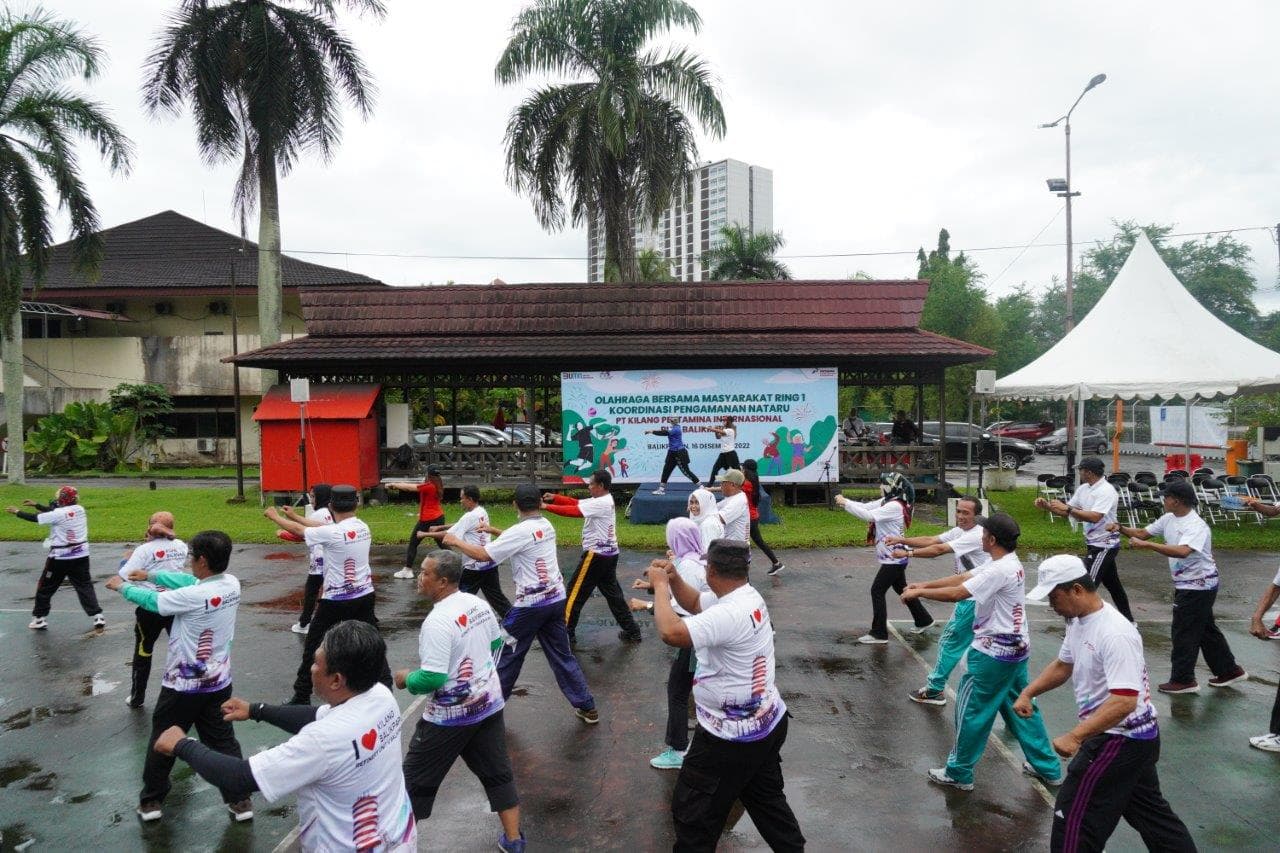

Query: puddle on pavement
<box><xmin>253</xmin><ymin>591</ymin><xmax>304</xmax><ymax>611</ymax></box>
<box><xmin>1</xmin><ymin>703</ymin><xmax>85</xmax><ymax>732</ymax></box>
<box><xmin>263</xmin><ymin>551</ymin><xmax>302</xmax><ymax>561</ymax></box>
<box><xmin>0</xmin><ymin>759</ymin><xmax>39</xmax><ymax>788</ymax></box>
<box><xmin>81</xmin><ymin>673</ymin><xmax>119</xmax><ymax>696</ymax></box>
<box><xmin>50</xmin><ymin>791</ymin><xmax>94</xmax><ymax>804</ymax></box>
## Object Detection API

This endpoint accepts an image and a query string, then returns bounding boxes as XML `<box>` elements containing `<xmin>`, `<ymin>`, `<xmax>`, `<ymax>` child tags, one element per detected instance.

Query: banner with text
<box><xmin>560</xmin><ymin>368</ymin><xmax>838</xmax><ymax>484</ymax></box>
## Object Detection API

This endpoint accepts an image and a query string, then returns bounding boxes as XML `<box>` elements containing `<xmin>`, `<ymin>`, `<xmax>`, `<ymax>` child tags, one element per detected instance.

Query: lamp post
<box><xmin>1042</xmin><ymin>72</ymin><xmax>1106</xmax><ymax>478</ymax></box>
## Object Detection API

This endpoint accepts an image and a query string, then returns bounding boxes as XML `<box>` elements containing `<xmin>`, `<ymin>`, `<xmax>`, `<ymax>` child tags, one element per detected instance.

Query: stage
<box><xmin>626</xmin><ymin>480</ymin><xmax>780</xmax><ymax>525</ymax></box>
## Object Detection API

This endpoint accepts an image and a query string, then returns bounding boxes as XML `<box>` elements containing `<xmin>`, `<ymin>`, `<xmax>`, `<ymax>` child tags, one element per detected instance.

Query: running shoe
<box><xmin>1248</xmin><ymin>733</ymin><xmax>1280</xmax><ymax>752</ymax></box>
<box><xmin>1208</xmin><ymin>667</ymin><xmax>1249</xmax><ymax>688</ymax></box>
<box><xmin>227</xmin><ymin>800</ymin><xmax>254</xmax><ymax>822</ymax></box>
<box><xmin>1157</xmin><ymin>680</ymin><xmax>1200</xmax><ymax>694</ymax></box>
<box><xmin>908</xmin><ymin>687</ymin><xmax>946</xmax><ymax>706</ymax></box>
<box><xmin>767</xmin><ymin>562</ymin><xmax>786</xmax><ymax>576</ymax></box>
<box><xmin>28</xmin><ymin>617</ymin><xmax>48</xmax><ymax>630</ymax></box>
<box><xmin>290</xmin><ymin>622</ymin><xmax>309</xmax><ymax>635</ymax></box>
<box><xmin>125</xmin><ymin>694</ymin><xmax>145</xmax><ymax>709</ymax></box>
<box><xmin>910</xmin><ymin>621</ymin><xmax>936</xmax><ymax>635</ymax></box>
<box><xmin>618</xmin><ymin>630</ymin><xmax>642</xmax><ymax>643</ymax></box>
<box><xmin>497</xmin><ymin>831</ymin><xmax>527</xmax><ymax>852</ymax></box>
<box><xmin>137</xmin><ymin>801</ymin><xmax>163</xmax><ymax>822</ymax></box>
<box><xmin>1266</xmin><ymin>626</ymin><xmax>1280</xmax><ymax>640</ymax></box>
<box><xmin>857</xmin><ymin>634</ymin><xmax>889</xmax><ymax>645</ymax></box>
<box><xmin>93</xmin><ymin>614</ymin><xmax>106</xmax><ymax>631</ymax></box>
<box><xmin>575</xmin><ymin>707</ymin><xmax>600</xmax><ymax>725</ymax></box>
<box><xmin>1021</xmin><ymin>761</ymin><xmax>1064</xmax><ymax>786</ymax></box>
<box><xmin>652</xmin><ymin>486</ymin><xmax>666</xmax><ymax>495</ymax></box>
<box><xmin>650</xmin><ymin>748</ymin><xmax>685</xmax><ymax>770</ymax></box>
<box><xmin>926</xmin><ymin>768</ymin><xmax>973</xmax><ymax>791</ymax></box>
<box><xmin>393</xmin><ymin>567</ymin><xmax>415</xmax><ymax>579</ymax></box>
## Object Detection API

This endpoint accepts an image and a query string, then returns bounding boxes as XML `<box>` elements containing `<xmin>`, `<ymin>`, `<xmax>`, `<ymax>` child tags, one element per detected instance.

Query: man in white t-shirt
<box><xmin>836</xmin><ymin>472</ymin><xmax>934</xmax><ymax>644</ymax></box>
<box><xmin>276</xmin><ymin>483</ymin><xmax>334</xmax><ymax>635</ymax></box>
<box><xmin>708</xmin><ymin>416</ymin><xmax>742</xmax><ymax>484</ymax></box>
<box><xmin>648</xmin><ymin>538</ymin><xmax>804</xmax><ymax>850</ymax></box>
<box><xmin>1015</xmin><ymin>555</ymin><xmax>1196</xmax><ymax>852</ymax></box>
<box><xmin>1109</xmin><ymin>479</ymin><xmax>1247</xmax><ymax>694</ymax></box>
<box><xmin>394</xmin><ymin>550</ymin><xmax>525</xmax><ymax>852</ymax></box>
<box><xmin>1241</xmin><ymin>495</ymin><xmax>1280</xmax><ymax>752</ymax></box>
<box><xmin>154</xmin><ymin>620</ymin><xmax>417</xmax><ymax>853</ymax></box>
<box><xmin>420</xmin><ymin>485</ymin><xmax>511</xmax><ymax>618</ymax></box>
<box><xmin>1034</xmin><ymin>457</ymin><xmax>1134</xmax><ymax>621</ymax></box>
<box><xmin>885</xmin><ymin>495</ymin><xmax>991</xmax><ymax>704</ymax></box>
<box><xmin>443</xmin><ymin>483</ymin><xmax>598</xmax><ymax>724</ymax></box>
<box><xmin>714</xmin><ymin>469</ymin><xmax>750</xmax><ymax>542</ymax></box>
<box><xmin>267</xmin><ymin>484</ymin><xmax>393</xmax><ymax>705</ymax></box>
<box><xmin>543</xmin><ymin>469</ymin><xmax>642</xmax><ymax>646</ymax></box>
<box><xmin>105</xmin><ymin>530</ymin><xmax>253</xmax><ymax>823</ymax></box>
<box><xmin>120</xmin><ymin>511</ymin><xmax>190</xmax><ymax>709</ymax></box>
<box><xmin>7</xmin><ymin>484</ymin><xmax>103</xmax><ymax>631</ymax></box>
<box><xmin>902</xmin><ymin>512</ymin><xmax>1061</xmax><ymax>790</ymax></box>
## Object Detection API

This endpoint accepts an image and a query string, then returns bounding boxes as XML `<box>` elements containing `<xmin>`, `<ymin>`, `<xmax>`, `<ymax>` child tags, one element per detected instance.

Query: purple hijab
<box><xmin>666</xmin><ymin>517</ymin><xmax>704</xmax><ymax>561</ymax></box>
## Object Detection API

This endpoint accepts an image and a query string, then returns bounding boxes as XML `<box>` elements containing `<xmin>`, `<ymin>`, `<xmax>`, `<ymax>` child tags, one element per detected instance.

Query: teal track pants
<box><xmin>926</xmin><ymin>599</ymin><xmax>975</xmax><ymax>692</ymax></box>
<box><xmin>946</xmin><ymin>648</ymin><xmax>1060</xmax><ymax>785</ymax></box>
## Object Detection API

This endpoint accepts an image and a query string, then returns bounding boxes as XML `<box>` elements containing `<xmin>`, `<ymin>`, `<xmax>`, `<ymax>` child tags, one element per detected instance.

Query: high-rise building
<box><xmin>586</xmin><ymin>158</ymin><xmax>773</xmax><ymax>282</ymax></box>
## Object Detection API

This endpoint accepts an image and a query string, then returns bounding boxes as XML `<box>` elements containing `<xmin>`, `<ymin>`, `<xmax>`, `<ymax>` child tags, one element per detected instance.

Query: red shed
<box><xmin>254</xmin><ymin>383</ymin><xmax>382</xmax><ymax>493</ymax></box>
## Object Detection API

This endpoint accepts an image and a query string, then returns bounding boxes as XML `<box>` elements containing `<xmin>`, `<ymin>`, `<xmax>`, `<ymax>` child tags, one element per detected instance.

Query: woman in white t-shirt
<box><xmin>708</xmin><ymin>416</ymin><xmax>742</xmax><ymax>483</ymax></box>
<box><xmin>688</xmin><ymin>487</ymin><xmax>725</xmax><ymax>552</ymax></box>
<box><xmin>283</xmin><ymin>484</ymin><xmax>333</xmax><ymax>635</ymax></box>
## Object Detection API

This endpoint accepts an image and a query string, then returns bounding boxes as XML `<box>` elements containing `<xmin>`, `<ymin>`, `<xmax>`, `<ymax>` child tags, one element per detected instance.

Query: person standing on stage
<box><xmin>267</xmin><ymin>484</ymin><xmax>392</xmax><ymax>705</ymax></box>
<box><xmin>902</xmin><ymin>512</ymin><xmax>1061</xmax><ymax>791</ymax></box>
<box><xmin>836</xmin><ymin>472</ymin><xmax>933</xmax><ymax>644</ymax></box>
<box><xmin>648</xmin><ymin>539</ymin><xmax>805</xmax><ymax>850</ymax></box>
<box><xmin>394</xmin><ymin>550</ymin><xmax>525</xmax><ymax>852</ymax></box>
<box><xmin>387</xmin><ymin>467</ymin><xmax>446</xmax><ymax>579</ymax></box>
<box><xmin>740</xmin><ymin>459</ymin><xmax>785</xmax><ymax>576</ymax></box>
<box><xmin>688</xmin><ymin>487</ymin><xmax>725</xmax><ymax>553</ymax></box>
<box><xmin>885</xmin><ymin>495</ymin><xmax>991</xmax><ymax>705</ymax></box>
<box><xmin>708</xmin><ymin>416</ymin><xmax>741</xmax><ymax>484</ymax></box>
<box><xmin>1016</xmin><ymin>556</ymin><xmax>1197</xmax><ymax>852</ymax></box>
<box><xmin>714</xmin><ymin>469</ymin><xmax>751</xmax><ymax>543</ymax></box>
<box><xmin>442</xmin><ymin>484</ymin><xmax>599</xmax><ymax>725</ymax></box>
<box><xmin>155</xmin><ymin>620</ymin><xmax>417</xmax><ymax>852</ymax></box>
<box><xmin>1108</xmin><ymin>479</ymin><xmax>1247</xmax><ymax>694</ymax></box>
<box><xmin>420</xmin><ymin>486</ymin><xmax>511</xmax><ymax>619</ymax></box>
<box><xmin>646</xmin><ymin>416</ymin><xmax>700</xmax><ymax>495</ymax></box>
<box><xmin>544</xmin><ymin>470</ymin><xmax>642</xmax><ymax>645</ymax></box>
<box><xmin>120</xmin><ymin>512</ymin><xmax>189</xmax><ymax>709</ymax></box>
<box><xmin>279</xmin><ymin>483</ymin><xmax>333</xmax><ymax>635</ymax></box>
<box><xmin>7</xmin><ymin>485</ymin><xmax>104</xmax><ymax>631</ymax></box>
<box><xmin>1034</xmin><ymin>457</ymin><xmax>1135</xmax><ymax>622</ymax></box>
<box><xmin>105</xmin><ymin>530</ymin><xmax>253</xmax><ymax>823</ymax></box>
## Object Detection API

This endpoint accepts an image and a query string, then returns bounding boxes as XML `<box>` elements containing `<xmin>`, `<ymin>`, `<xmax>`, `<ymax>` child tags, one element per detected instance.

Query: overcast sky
<box><xmin>52</xmin><ymin>0</ymin><xmax>1280</xmax><ymax>310</ymax></box>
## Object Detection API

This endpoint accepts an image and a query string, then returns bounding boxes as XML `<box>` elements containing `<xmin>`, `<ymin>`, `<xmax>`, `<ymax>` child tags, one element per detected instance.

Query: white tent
<box><xmin>994</xmin><ymin>232</ymin><xmax>1280</xmax><ymax>401</ymax></box>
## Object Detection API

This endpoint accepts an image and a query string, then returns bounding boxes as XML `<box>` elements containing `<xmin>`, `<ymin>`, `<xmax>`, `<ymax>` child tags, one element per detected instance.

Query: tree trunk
<box><xmin>256</xmin><ymin>148</ymin><xmax>282</xmax><ymax>393</ymax></box>
<box><xmin>3</xmin><ymin>308</ymin><xmax>25</xmax><ymax>483</ymax></box>
<box><xmin>603</xmin><ymin>197</ymin><xmax>638</xmax><ymax>283</ymax></box>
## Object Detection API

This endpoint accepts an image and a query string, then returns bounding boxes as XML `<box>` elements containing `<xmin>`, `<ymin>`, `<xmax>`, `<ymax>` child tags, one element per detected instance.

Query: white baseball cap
<box><xmin>1026</xmin><ymin>554</ymin><xmax>1089</xmax><ymax>601</ymax></box>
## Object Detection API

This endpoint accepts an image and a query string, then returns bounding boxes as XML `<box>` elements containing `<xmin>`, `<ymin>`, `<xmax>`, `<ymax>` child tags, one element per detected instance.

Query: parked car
<box><xmin>984</xmin><ymin>420</ymin><xmax>1013</xmax><ymax>434</ymax></box>
<box><xmin>921</xmin><ymin>422</ymin><xmax>1036</xmax><ymax>469</ymax></box>
<box><xmin>1035</xmin><ymin>427</ymin><xmax>1109</xmax><ymax>455</ymax></box>
<box><xmin>992</xmin><ymin>421</ymin><xmax>1056</xmax><ymax>442</ymax></box>
<box><xmin>504</xmin><ymin>423</ymin><xmax>561</xmax><ymax>445</ymax></box>
<box><xmin>412</xmin><ymin>428</ymin><xmax>505</xmax><ymax>447</ymax></box>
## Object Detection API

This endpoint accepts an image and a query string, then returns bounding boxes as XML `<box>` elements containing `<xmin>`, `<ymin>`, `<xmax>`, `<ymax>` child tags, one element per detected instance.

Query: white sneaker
<box><xmin>1249</xmin><ymin>733</ymin><xmax>1280</xmax><ymax>752</ymax></box>
<box><xmin>653</xmin><ymin>487</ymin><xmax>666</xmax><ymax>495</ymax></box>
<box><xmin>927</xmin><ymin>768</ymin><xmax>973</xmax><ymax>791</ymax></box>
<box><xmin>290</xmin><ymin>622</ymin><xmax>309</xmax><ymax>635</ymax></box>
<box><xmin>93</xmin><ymin>614</ymin><xmax>106</xmax><ymax>631</ymax></box>
<box><xmin>910</xmin><ymin>621</ymin><xmax>936</xmax><ymax>635</ymax></box>
<box><xmin>857</xmin><ymin>634</ymin><xmax>888</xmax><ymax>645</ymax></box>
<box><xmin>393</xmin><ymin>568</ymin><xmax>415</xmax><ymax>579</ymax></box>
<box><xmin>137</xmin><ymin>802</ymin><xmax>162</xmax><ymax>822</ymax></box>
<box><xmin>28</xmin><ymin>616</ymin><xmax>48</xmax><ymax>630</ymax></box>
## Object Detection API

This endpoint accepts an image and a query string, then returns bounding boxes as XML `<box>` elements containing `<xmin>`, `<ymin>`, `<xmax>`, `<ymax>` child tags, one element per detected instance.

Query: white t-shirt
<box><xmin>963</xmin><ymin>552</ymin><xmax>1029</xmax><ymax>663</ymax></box>
<box><xmin>685</xmin><ymin>584</ymin><xmax>786</xmax><ymax>743</ymax></box>
<box><xmin>307</xmin><ymin>507</ymin><xmax>335</xmax><ymax>576</ymax></box>
<box><xmin>696</xmin><ymin>514</ymin><xmax>725</xmax><ymax>553</ymax></box>
<box><xmin>841</xmin><ymin>498</ymin><xmax>908</xmax><ymax>565</ymax></box>
<box><xmin>671</xmin><ymin>555</ymin><xmax>709</xmax><ymax>617</ymax></box>
<box><xmin>416</xmin><ymin>591</ymin><xmax>504</xmax><ymax>726</ymax></box>
<box><xmin>37</xmin><ymin>505</ymin><xmax>89</xmax><ymax>559</ymax></box>
<box><xmin>1058</xmin><ymin>602</ymin><xmax>1158</xmax><ymax>740</ymax></box>
<box><xmin>306</xmin><ymin>517</ymin><xmax>375</xmax><ymax>601</ymax></box>
<box><xmin>577</xmin><ymin>494</ymin><xmax>619</xmax><ymax>556</ymax></box>
<box><xmin>720</xmin><ymin>427</ymin><xmax>737</xmax><ymax>453</ymax></box>
<box><xmin>119</xmin><ymin>538</ymin><xmax>189</xmax><ymax>591</ymax></box>
<box><xmin>1068</xmin><ymin>480</ymin><xmax>1120</xmax><ymax>549</ymax></box>
<box><xmin>935</xmin><ymin>525</ymin><xmax>990</xmax><ymax>575</ymax></box>
<box><xmin>447</xmin><ymin>505</ymin><xmax>494</xmax><ymax>571</ymax></box>
<box><xmin>716</xmin><ymin>492</ymin><xmax>750</xmax><ymax>542</ymax></box>
<box><xmin>249</xmin><ymin>683</ymin><xmax>416</xmax><ymax>853</ymax></box>
<box><xmin>1144</xmin><ymin>511</ymin><xmax>1219</xmax><ymax>590</ymax></box>
<box><xmin>484</xmin><ymin>515</ymin><xmax>566</xmax><ymax>608</ymax></box>
<box><xmin>156</xmin><ymin>572</ymin><xmax>241</xmax><ymax>693</ymax></box>
<box><xmin>1272</xmin><ymin>564</ymin><xmax>1280</xmax><ymax>587</ymax></box>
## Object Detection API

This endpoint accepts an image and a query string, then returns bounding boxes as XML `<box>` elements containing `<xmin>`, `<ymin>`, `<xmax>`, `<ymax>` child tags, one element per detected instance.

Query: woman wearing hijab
<box><xmin>630</xmin><ymin>517</ymin><xmax>709</xmax><ymax>769</ymax></box>
<box><xmin>687</xmin><ymin>487</ymin><xmax>724</xmax><ymax>553</ymax></box>
<box><xmin>741</xmin><ymin>460</ymin><xmax>785</xmax><ymax>576</ymax></box>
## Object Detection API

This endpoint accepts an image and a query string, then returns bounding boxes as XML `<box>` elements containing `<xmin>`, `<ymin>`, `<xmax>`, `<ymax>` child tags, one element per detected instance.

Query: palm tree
<box><xmin>144</xmin><ymin>0</ymin><xmax>383</xmax><ymax>390</ymax></box>
<box><xmin>702</xmin><ymin>225</ymin><xmax>791</xmax><ymax>281</ymax></box>
<box><xmin>605</xmin><ymin>247</ymin><xmax>674</xmax><ymax>282</ymax></box>
<box><xmin>497</xmin><ymin>0</ymin><xmax>725</xmax><ymax>283</ymax></box>
<box><xmin>0</xmin><ymin>10</ymin><xmax>133</xmax><ymax>483</ymax></box>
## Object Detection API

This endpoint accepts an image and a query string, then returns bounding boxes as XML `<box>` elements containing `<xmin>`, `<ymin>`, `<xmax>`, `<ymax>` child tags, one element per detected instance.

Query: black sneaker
<box><xmin>908</xmin><ymin>687</ymin><xmax>946</xmax><ymax>706</ymax></box>
<box><xmin>767</xmin><ymin>562</ymin><xmax>785</xmax><ymax>576</ymax></box>
<box><xmin>576</xmin><ymin>707</ymin><xmax>600</xmax><ymax>725</ymax></box>
<box><xmin>619</xmin><ymin>630</ymin><xmax>642</xmax><ymax>643</ymax></box>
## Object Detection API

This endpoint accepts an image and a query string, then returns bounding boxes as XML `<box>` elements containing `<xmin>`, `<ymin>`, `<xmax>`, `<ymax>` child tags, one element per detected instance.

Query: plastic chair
<box><xmin>1164</xmin><ymin>470</ymin><xmax>1189</xmax><ymax>481</ymax></box>
<box><xmin>1193</xmin><ymin>466</ymin><xmax>1214</xmax><ymax>477</ymax></box>
<box><xmin>1106</xmin><ymin>472</ymin><xmax>1131</xmax><ymax>486</ymax></box>
<box><xmin>1134</xmin><ymin>471</ymin><xmax>1159</xmax><ymax>487</ymax></box>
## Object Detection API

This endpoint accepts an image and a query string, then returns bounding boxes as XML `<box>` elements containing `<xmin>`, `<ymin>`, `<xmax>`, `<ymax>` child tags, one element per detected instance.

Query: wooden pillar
<box><xmin>449</xmin><ymin>386</ymin><xmax>458</xmax><ymax>443</ymax></box>
<box><xmin>526</xmin><ymin>382</ymin><xmax>537</xmax><ymax>483</ymax></box>
<box><xmin>936</xmin><ymin>372</ymin><xmax>947</xmax><ymax>503</ymax></box>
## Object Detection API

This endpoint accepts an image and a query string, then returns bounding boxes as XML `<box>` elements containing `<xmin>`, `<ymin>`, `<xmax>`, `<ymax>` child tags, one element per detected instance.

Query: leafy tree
<box><xmin>604</xmin><ymin>247</ymin><xmax>674</xmax><ymax>282</ymax></box>
<box><xmin>144</xmin><ymin>0</ymin><xmax>383</xmax><ymax>391</ymax></box>
<box><xmin>25</xmin><ymin>399</ymin><xmax>141</xmax><ymax>474</ymax></box>
<box><xmin>702</xmin><ymin>225</ymin><xmax>791</xmax><ymax>281</ymax></box>
<box><xmin>108</xmin><ymin>382</ymin><xmax>174</xmax><ymax>445</ymax></box>
<box><xmin>0</xmin><ymin>10</ymin><xmax>133</xmax><ymax>483</ymax></box>
<box><xmin>497</xmin><ymin>0</ymin><xmax>725</xmax><ymax>282</ymax></box>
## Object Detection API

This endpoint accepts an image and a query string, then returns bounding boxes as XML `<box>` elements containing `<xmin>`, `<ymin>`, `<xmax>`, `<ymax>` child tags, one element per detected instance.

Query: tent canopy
<box><xmin>993</xmin><ymin>233</ymin><xmax>1280</xmax><ymax>401</ymax></box>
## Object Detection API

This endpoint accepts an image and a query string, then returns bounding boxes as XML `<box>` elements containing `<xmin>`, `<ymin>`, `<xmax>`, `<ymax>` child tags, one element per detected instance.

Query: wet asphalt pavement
<box><xmin>1</xmin><ymin>537</ymin><xmax>1278</xmax><ymax>852</ymax></box>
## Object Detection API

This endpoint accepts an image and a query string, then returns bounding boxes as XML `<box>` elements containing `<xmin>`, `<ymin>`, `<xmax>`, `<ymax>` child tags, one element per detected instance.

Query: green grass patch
<box><xmin>0</xmin><ymin>484</ymin><xmax>1274</xmax><ymax>551</ymax></box>
<box><xmin>48</xmin><ymin>466</ymin><xmax>260</xmax><ymax>479</ymax></box>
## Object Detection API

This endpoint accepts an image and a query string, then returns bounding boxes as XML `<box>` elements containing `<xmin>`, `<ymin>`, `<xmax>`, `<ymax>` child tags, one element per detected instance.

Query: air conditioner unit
<box><xmin>196</xmin><ymin>438</ymin><xmax>217</xmax><ymax>453</ymax></box>
<box><xmin>154</xmin><ymin>302</ymin><xmax>174</xmax><ymax>316</ymax></box>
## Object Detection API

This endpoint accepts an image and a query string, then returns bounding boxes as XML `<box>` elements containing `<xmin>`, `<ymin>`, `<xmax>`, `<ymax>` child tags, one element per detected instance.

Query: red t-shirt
<box><xmin>741</xmin><ymin>479</ymin><xmax>761</xmax><ymax>522</ymax></box>
<box><xmin>417</xmin><ymin>482</ymin><xmax>443</xmax><ymax>521</ymax></box>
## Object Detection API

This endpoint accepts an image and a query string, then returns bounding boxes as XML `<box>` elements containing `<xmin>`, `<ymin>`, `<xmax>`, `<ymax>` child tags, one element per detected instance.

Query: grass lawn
<box><xmin>1</xmin><ymin>484</ymin><xmax>1276</xmax><ymax>552</ymax></box>
<box><xmin>39</xmin><ymin>466</ymin><xmax>260</xmax><ymax>479</ymax></box>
